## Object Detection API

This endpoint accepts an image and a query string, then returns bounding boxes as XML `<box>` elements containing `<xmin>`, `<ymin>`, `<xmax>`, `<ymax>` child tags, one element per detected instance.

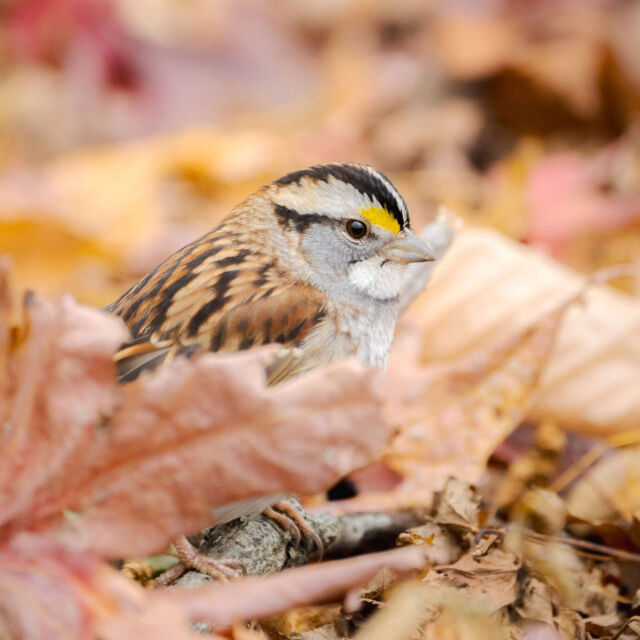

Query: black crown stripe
<box><xmin>275</xmin><ymin>164</ymin><xmax>408</xmax><ymax>230</ymax></box>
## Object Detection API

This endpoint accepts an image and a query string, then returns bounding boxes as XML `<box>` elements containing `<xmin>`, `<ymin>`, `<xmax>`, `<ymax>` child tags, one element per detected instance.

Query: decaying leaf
<box><xmin>0</xmin><ymin>533</ymin><xmax>143</xmax><ymax>640</ymax></box>
<box><xmin>0</xmin><ymin>285</ymin><xmax>127</xmax><ymax>541</ymax></box>
<box><xmin>354</xmin><ymin>581</ymin><xmax>507</xmax><ymax>640</ymax></box>
<box><xmin>0</xmin><ymin>266</ymin><xmax>390</xmax><ymax>558</ymax></box>
<box><xmin>332</xmin><ymin>268</ymin><xmax>578</xmax><ymax>512</ymax></box>
<box><xmin>425</xmin><ymin>546</ymin><xmax>520</xmax><ymax>614</ymax></box>
<box><xmin>0</xmin><ymin>127</ymin><xmax>297</xmax><ymax>305</ymax></box>
<box><xmin>99</xmin><ymin>546</ymin><xmax>428</xmax><ymax>639</ymax></box>
<box><xmin>566</xmin><ymin>444</ymin><xmax>640</xmax><ymax>544</ymax></box>
<box><xmin>54</xmin><ymin>350</ymin><xmax>388</xmax><ymax>558</ymax></box>
<box><xmin>411</xmin><ymin>227</ymin><xmax>640</xmax><ymax>435</ymax></box>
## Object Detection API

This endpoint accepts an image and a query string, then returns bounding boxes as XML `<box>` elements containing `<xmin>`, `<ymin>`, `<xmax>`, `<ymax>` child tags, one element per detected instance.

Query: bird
<box><xmin>107</xmin><ymin>162</ymin><xmax>433</xmax><ymax>384</ymax></box>
<box><xmin>105</xmin><ymin>162</ymin><xmax>434</xmax><ymax>584</ymax></box>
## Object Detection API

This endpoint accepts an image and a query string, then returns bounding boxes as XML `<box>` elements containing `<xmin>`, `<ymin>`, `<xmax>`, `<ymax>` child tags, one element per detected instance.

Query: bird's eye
<box><xmin>346</xmin><ymin>219</ymin><xmax>367</xmax><ymax>239</ymax></box>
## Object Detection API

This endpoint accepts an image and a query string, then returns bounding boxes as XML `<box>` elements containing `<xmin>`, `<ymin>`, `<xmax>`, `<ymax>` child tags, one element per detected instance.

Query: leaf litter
<box><xmin>1</xmin><ymin>1</ymin><xmax>640</xmax><ymax>637</ymax></box>
<box><xmin>1</xmin><ymin>232</ymin><xmax>639</xmax><ymax>638</ymax></box>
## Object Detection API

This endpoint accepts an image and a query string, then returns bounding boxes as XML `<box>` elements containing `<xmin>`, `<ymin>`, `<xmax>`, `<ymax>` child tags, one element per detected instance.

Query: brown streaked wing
<box><xmin>112</xmin><ymin>241</ymin><xmax>329</xmax><ymax>383</ymax></box>
<box><xmin>114</xmin><ymin>282</ymin><xmax>327</xmax><ymax>383</ymax></box>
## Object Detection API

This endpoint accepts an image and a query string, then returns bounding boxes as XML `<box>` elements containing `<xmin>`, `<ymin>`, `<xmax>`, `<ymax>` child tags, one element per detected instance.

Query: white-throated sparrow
<box><xmin>108</xmin><ymin>162</ymin><xmax>433</xmax><ymax>384</ymax></box>
<box><xmin>106</xmin><ymin>162</ymin><xmax>434</xmax><ymax>584</ymax></box>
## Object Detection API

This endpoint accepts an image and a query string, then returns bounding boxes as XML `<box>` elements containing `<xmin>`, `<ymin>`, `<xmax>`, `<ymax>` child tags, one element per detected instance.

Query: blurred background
<box><xmin>0</xmin><ymin>0</ymin><xmax>639</xmax><ymax>307</ymax></box>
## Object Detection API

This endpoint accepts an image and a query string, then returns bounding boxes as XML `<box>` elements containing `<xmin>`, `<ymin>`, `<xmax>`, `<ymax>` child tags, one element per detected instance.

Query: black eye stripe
<box><xmin>275</xmin><ymin>205</ymin><xmax>362</xmax><ymax>233</ymax></box>
<box><xmin>274</xmin><ymin>205</ymin><xmax>336</xmax><ymax>232</ymax></box>
<box><xmin>274</xmin><ymin>205</ymin><xmax>386</xmax><ymax>243</ymax></box>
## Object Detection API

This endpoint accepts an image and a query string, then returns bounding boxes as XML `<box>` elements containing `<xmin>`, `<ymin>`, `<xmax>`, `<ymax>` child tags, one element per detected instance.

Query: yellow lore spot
<box><xmin>359</xmin><ymin>206</ymin><xmax>401</xmax><ymax>234</ymax></box>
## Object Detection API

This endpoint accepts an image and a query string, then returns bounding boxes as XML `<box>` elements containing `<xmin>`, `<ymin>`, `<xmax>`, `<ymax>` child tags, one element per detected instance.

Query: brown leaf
<box><xmin>567</xmin><ymin>445</ymin><xmax>640</xmax><ymax>525</ymax></box>
<box><xmin>432</xmin><ymin>478</ymin><xmax>480</xmax><ymax>529</ymax></box>
<box><xmin>425</xmin><ymin>547</ymin><xmax>521</xmax><ymax>614</ymax></box>
<box><xmin>355</xmin><ymin>581</ymin><xmax>507</xmax><ymax>640</ymax></box>
<box><xmin>0</xmin><ymin>269</ymin><xmax>389</xmax><ymax>558</ymax></box>
<box><xmin>514</xmin><ymin>576</ymin><xmax>557</xmax><ymax>625</ymax></box>
<box><xmin>99</xmin><ymin>546</ymin><xmax>428</xmax><ymax>639</ymax></box>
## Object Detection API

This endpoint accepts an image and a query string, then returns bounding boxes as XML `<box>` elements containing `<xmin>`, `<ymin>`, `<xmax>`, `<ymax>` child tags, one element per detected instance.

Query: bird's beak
<box><xmin>383</xmin><ymin>229</ymin><xmax>435</xmax><ymax>264</ymax></box>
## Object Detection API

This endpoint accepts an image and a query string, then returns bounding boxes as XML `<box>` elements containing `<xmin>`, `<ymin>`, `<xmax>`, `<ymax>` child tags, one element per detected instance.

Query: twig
<box><xmin>611</xmin><ymin>615</ymin><xmax>640</xmax><ymax>640</ymax></box>
<box><xmin>171</xmin><ymin>505</ymin><xmax>420</xmax><ymax>588</ymax></box>
<box><xmin>477</xmin><ymin>528</ymin><xmax>640</xmax><ymax>564</ymax></box>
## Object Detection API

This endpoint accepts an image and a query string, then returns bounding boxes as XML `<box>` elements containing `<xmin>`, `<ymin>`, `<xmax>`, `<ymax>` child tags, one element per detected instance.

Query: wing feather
<box><xmin>109</xmin><ymin>220</ymin><xmax>330</xmax><ymax>383</ymax></box>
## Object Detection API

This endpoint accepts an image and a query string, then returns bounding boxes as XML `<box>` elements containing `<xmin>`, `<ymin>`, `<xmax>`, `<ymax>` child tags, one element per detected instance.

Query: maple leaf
<box><xmin>0</xmin><ymin>533</ymin><xmax>143</xmax><ymax>640</ymax></box>
<box><xmin>0</xmin><ymin>264</ymin><xmax>397</xmax><ymax>637</ymax></box>
<box><xmin>0</xmin><ymin>265</ymin><xmax>389</xmax><ymax>556</ymax></box>
<box><xmin>338</xmin><ymin>301</ymin><xmax>575</xmax><ymax>512</ymax></box>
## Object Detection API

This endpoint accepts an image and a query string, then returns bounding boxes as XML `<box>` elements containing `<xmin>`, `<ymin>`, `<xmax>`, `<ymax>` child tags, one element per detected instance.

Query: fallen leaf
<box><xmin>411</xmin><ymin>227</ymin><xmax>640</xmax><ymax>436</ymax></box>
<box><xmin>0</xmin><ymin>266</ymin><xmax>390</xmax><ymax>558</ymax></box>
<box><xmin>333</xmin><ymin>272</ymin><xmax>577</xmax><ymax>512</ymax></box>
<box><xmin>397</xmin><ymin>522</ymin><xmax>462</xmax><ymax>566</ymax></box>
<box><xmin>0</xmin><ymin>533</ymin><xmax>143</xmax><ymax>640</ymax></box>
<box><xmin>525</xmin><ymin>148</ymin><xmax>640</xmax><ymax>256</ymax></box>
<box><xmin>567</xmin><ymin>445</ymin><xmax>640</xmax><ymax>524</ymax></box>
<box><xmin>355</xmin><ymin>581</ymin><xmax>507</xmax><ymax>640</ymax></box>
<box><xmin>431</xmin><ymin>477</ymin><xmax>480</xmax><ymax>529</ymax></box>
<box><xmin>0</xmin><ymin>127</ymin><xmax>298</xmax><ymax>305</ymax></box>
<box><xmin>425</xmin><ymin>547</ymin><xmax>520</xmax><ymax>614</ymax></box>
<box><xmin>514</xmin><ymin>576</ymin><xmax>557</xmax><ymax>625</ymax></box>
<box><xmin>99</xmin><ymin>546</ymin><xmax>428</xmax><ymax>639</ymax></box>
<box><xmin>55</xmin><ymin>351</ymin><xmax>388</xmax><ymax>557</ymax></box>
<box><xmin>0</xmin><ymin>281</ymin><xmax>127</xmax><ymax>540</ymax></box>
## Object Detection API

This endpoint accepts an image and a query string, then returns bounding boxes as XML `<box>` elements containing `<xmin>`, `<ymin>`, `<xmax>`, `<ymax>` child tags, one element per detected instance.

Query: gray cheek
<box><xmin>301</xmin><ymin>225</ymin><xmax>352</xmax><ymax>276</ymax></box>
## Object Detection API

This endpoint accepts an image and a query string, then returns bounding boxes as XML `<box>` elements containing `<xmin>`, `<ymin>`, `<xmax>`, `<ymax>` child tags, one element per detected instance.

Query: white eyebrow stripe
<box><xmin>272</xmin><ymin>174</ymin><xmax>385</xmax><ymax>219</ymax></box>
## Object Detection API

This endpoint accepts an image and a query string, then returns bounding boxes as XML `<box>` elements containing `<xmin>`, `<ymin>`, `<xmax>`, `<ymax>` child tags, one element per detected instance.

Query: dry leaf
<box><xmin>0</xmin><ymin>281</ymin><xmax>128</xmax><ymax>540</ymax></box>
<box><xmin>431</xmin><ymin>478</ymin><xmax>480</xmax><ymax>529</ymax></box>
<box><xmin>424</xmin><ymin>547</ymin><xmax>520</xmax><ymax>614</ymax></box>
<box><xmin>0</xmin><ymin>127</ymin><xmax>296</xmax><ymax>305</ymax></box>
<box><xmin>353</xmin><ymin>580</ymin><xmax>439</xmax><ymax>640</ymax></box>
<box><xmin>99</xmin><ymin>546</ymin><xmax>428</xmax><ymax>639</ymax></box>
<box><xmin>411</xmin><ymin>227</ymin><xmax>640</xmax><ymax>436</ymax></box>
<box><xmin>526</xmin><ymin>148</ymin><xmax>640</xmax><ymax>256</ymax></box>
<box><xmin>355</xmin><ymin>581</ymin><xmax>507</xmax><ymax>640</ymax></box>
<box><xmin>55</xmin><ymin>351</ymin><xmax>387</xmax><ymax>557</ymax></box>
<box><xmin>567</xmin><ymin>445</ymin><xmax>640</xmax><ymax>524</ymax></box>
<box><xmin>0</xmin><ymin>267</ymin><xmax>390</xmax><ymax>558</ymax></box>
<box><xmin>0</xmin><ymin>533</ymin><xmax>143</xmax><ymax>640</ymax></box>
<box><xmin>332</xmin><ymin>271</ymin><xmax>577</xmax><ymax>512</ymax></box>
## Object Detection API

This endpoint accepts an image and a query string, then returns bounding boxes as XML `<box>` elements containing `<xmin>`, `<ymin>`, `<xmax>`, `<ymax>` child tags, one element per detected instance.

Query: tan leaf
<box><xmin>411</xmin><ymin>227</ymin><xmax>640</xmax><ymax>435</ymax></box>
<box><xmin>424</xmin><ymin>547</ymin><xmax>520</xmax><ymax>614</ymax></box>
<box><xmin>334</xmin><ymin>271</ymin><xmax>577</xmax><ymax>512</ymax></box>
<box><xmin>355</xmin><ymin>581</ymin><xmax>507</xmax><ymax>640</ymax></box>
<box><xmin>0</xmin><ymin>128</ymin><xmax>294</xmax><ymax>305</ymax></box>
<box><xmin>566</xmin><ymin>445</ymin><xmax>640</xmax><ymax>523</ymax></box>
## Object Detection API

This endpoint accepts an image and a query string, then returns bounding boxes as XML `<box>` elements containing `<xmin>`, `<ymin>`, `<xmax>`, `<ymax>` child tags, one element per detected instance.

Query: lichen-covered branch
<box><xmin>173</xmin><ymin>503</ymin><xmax>418</xmax><ymax>588</ymax></box>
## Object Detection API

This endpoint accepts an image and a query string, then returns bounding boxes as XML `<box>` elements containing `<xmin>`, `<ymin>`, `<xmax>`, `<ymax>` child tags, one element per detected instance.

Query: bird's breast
<box><xmin>335</xmin><ymin>298</ymin><xmax>399</xmax><ymax>371</ymax></box>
